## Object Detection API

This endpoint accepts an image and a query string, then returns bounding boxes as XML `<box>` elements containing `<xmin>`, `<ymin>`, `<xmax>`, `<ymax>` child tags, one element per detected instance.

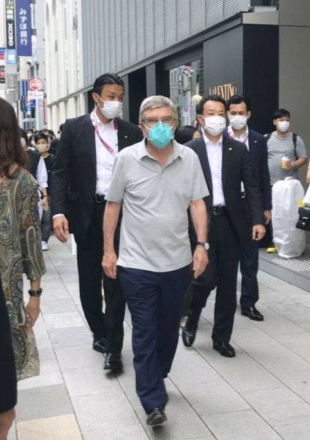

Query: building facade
<box><xmin>45</xmin><ymin>0</ymin><xmax>310</xmax><ymax>182</ymax></box>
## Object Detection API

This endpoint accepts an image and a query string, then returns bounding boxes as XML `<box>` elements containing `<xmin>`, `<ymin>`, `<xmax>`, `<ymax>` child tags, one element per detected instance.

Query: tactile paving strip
<box><xmin>271</xmin><ymin>257</ymin><xmax>310</xmax><ymax>273</ymax></box>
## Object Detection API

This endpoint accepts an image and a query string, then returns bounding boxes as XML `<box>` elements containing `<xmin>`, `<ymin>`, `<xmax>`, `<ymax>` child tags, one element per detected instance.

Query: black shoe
<box><xmin>93</xmin><ymin>336</ymin><xmax>106</xmax><ymax>353</ymax></box>
<box><xmin>182</xmin><ymin>308</ymin><xmax>201</xmax><ymax>348</ymax></box>
<box><xmin>241</xmin><ymin>306</ymin><xmax>264</xmax><ymax>321</ymax></box>
<box><xmin>164</xmin><ymin>392</ymin><xmax>169</xmax><ymax>406</ymax></box>
<box><xmin>213</xmin><ymin>341</ymin><xmax>236</xmax><ymax>358</ymax></box>
<box><xmin>104</xmin><ymin>353</ymin><xmax>123</xmax><ymax>372</ymax></box>
<box><xmin>182</xmin><ymin>328</ymin><xmax>197</xmax><ymax>347</ymax></box>
<box><xmin>146</xmin><ymin>408</ymin><xmax>167</xmax><ymax>426</ymax></box>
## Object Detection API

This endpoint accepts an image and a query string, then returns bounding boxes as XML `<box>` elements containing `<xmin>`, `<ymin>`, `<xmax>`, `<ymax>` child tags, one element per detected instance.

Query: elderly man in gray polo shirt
<box><xmin>102</xmin><ymin>95</ymin><xmax>209</xmax><ymax>426</ymax></box>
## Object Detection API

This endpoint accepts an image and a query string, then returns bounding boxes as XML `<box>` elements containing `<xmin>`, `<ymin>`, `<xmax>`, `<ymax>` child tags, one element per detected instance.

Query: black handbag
<box><xmin>296</xmin><ymin>206</ymin><xmax>310</xmax><ymax>231</ymax></box>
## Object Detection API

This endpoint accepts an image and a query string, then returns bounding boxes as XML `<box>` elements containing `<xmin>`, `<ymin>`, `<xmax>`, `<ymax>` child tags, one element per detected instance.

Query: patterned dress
<box><xmin>0</xmin><ymin>168</ymin><xmax>46</xmax><ymax>380</ymax></box>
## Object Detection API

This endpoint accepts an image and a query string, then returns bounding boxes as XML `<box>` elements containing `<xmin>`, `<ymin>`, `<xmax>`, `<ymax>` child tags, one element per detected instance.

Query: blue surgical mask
<box><xmin>146</xmin><ymin>122</ymin><xmax>173</xmax><ymax>149</ymax></box>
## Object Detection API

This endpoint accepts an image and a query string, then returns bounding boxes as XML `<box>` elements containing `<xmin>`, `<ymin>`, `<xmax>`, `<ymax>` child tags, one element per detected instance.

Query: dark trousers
<box><xmin>118</xmin><ymin>265</ymin><xmax>189</xmax><ymax>414</ymax></box>
<box><xmin>41</xmin><ymin>196</ymin><xmax>52</xmax><ymax>242</ymax></box>
<box><xmin>240</xmin><ymin>239</ymin><xmax>259</xmax><ymax>308</ymax></box>
<box><xmin>0</xmin><ymin>278</ymin><xmax>17</xmax><ymax>413</ymax></box>
<box><xmin>76</xmin><ymin>203</ymin><xmax>125</xmax><ymax>354</ymax></box>
<box><xmin>189</xmin><ymin>213</ymin><xmax>239</xmax><ymax>342</ymax></box>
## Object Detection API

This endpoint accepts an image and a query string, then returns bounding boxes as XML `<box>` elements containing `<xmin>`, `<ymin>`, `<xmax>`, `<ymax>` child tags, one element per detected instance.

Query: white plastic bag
<box><xmin>272</xmin><ymin>178</ymin><xmax>305</xmax><ymax>259</ymax></box>
<box><xmin>303</xmin><ymin>185</ymin><xmax>310</xmax><ymax>206</ymax></box>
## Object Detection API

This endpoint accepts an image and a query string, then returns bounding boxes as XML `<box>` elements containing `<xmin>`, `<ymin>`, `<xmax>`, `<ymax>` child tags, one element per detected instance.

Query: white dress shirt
<box><xmin>36</xmin><ymin>156</ymin><xmax>48</xmax><ymax>189</ymax></box>
<box><xmin>227</xmin><ymin>125</ymin><xmax>249</xmax><ymax>193</ymax></box>
<box><xmin>93</xmin><ymin>111</ymin><xmax>118</xmax><ymax>195</ymax></box>
<box><xmin>227</xmin><ymin>125</ymin><xmax>249</xmax><ymax>150</ymax></box>
<box><xmin>203</xmin><ymin>133</ymin><xmax>225</xmax><ymax>206</ymax></box>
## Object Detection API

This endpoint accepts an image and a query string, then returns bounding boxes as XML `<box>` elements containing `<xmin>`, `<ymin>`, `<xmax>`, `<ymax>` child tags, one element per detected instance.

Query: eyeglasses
<box><xmin>143</xmin><ymin>117</ymin><xmax>175</xmax><ymax>128</ymax></box>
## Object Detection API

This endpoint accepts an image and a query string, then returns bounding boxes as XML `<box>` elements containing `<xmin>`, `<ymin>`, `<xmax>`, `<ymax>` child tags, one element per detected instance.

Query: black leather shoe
<box><xmin>93</xmin><ymin>336</ymin><xmax>106</xmax><ymax>353</ymax></box>
<box><xmin>104</xmin><ymin>353</ymin><xmax>123</xmax><ymax>372</ymax></box>
<box><xmin>147</xmin><ymin>408</ymin><xmax>167</xmax><ymax>426</ymax></box>
<box><xmin>182</xmin><ymin>328</ymin><xmax>197</xmax><ymax>347</ymax></box>
<box><xmin>182</xmin><ymin>308</ymin><xmax>201</xmax><ymax>347</ymax></box>
<box><xmin>241</xmin><ymin>306</ymin><xmax>264</xmax><ymax>321</ymax></box>
<box><xmin>213</xmin><ymin>341</ymin><xmax>236</xmax><ymax>358</ymax></box>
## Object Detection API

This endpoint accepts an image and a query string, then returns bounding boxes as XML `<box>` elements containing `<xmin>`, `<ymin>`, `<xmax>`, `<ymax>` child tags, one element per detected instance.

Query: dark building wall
<box><xmin>243</xmin><ymin>25</ymin><xmax>279</xmax><ymax>134</ymax></box>
<box><xmin>128</xmin><ymin>68</ymin><xmax>146</xmax><ymax>125</ymax></box>
<box><xmin>202</xmin><ymin>23</ymin><xmax>278</xmax><ymax>135</ymax></box>
<box><xmin>203</xmin><ymin>26</ymin><xmax>244</xmax><ymax>99</ymax></box>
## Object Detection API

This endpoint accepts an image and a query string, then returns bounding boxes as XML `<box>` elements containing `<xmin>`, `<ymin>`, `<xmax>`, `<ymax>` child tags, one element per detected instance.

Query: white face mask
<box><xmin>36</xmin><ymin>144</ymin><xmax>48</xmax><ymax>153</ymax></box>
<box><xmin>276</xmin><ymin>120</ymin><xmax>290</xmax><ymax>133</ymax></box>
<box><xmin>229</xmin><ymin>114</ymin><xmax>248</xmax><ymax>131</ymax></box>
<box><xmin>204</xmin><ymin>116</ymin><xmax>226</xmax><ymax>137</ymax></box>
<box><xmin>96</xmin><ymin>95</ymin><xmax>123</xmax><ymax>119</ymax></box>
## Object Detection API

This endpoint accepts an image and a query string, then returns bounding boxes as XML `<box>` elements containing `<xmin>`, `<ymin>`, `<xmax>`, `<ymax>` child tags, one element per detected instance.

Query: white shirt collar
<box><xmin>93</xmin><ymin>109</ymin><xmax>114</xmax><ymax>128</ymax></box>
<box><xmin>203</xmin><ymin>132</ymin><xmax>223</xmax><ymax>148</ymax></box>
<box><xmin>227</xmin><ymin>125</ymin><xmax>249</xmax><ymax>141</ymax></box>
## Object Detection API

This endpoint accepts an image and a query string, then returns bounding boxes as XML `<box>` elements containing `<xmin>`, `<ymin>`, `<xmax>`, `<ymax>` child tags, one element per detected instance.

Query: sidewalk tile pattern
<box><xmin>7</xmin><ymin>236</ymin><xmax>310</xmax><ymax>439</ymax></box>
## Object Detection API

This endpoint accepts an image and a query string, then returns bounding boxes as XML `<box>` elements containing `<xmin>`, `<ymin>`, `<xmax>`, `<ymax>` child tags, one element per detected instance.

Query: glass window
<box><xmin>169</xmin><ymin>60</ymin><xmax>203</xmax><ymax>127</ymax></box>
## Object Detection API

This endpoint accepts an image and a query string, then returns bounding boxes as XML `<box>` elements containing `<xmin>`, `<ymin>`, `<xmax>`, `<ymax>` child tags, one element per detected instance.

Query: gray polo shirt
<box><xmin>267</xmin><ymin>132</ymin><xmax>307</xmax><ymax>184</ymax></box>
<box><xmin>106</xmin><ymin>139</ymin><xmax>209</xmax><ymax>272</ymax></box>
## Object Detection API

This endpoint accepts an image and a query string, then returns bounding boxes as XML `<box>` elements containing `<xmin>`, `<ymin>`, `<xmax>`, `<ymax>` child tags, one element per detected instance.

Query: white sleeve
<box><xmin>36</xmin><ymin>157</ymin><xmax>48</xmax><ymax>189</ymax></box>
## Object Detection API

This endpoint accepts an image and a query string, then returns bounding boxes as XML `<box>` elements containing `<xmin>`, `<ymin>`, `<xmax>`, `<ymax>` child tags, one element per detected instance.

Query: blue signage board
<box><xmin>15</xmin><ymin>0</ymin><xmax>32</xmax><ymax>57</ymax></box>
<box><xmin>6</xmin><ymin>49</ymin><xmax>17</xmax><ymax>65</ymax></box>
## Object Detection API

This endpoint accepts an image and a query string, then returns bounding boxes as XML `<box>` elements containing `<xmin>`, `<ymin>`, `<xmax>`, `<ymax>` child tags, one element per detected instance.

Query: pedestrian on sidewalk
<box><xmin>0</xmin><ymin>98</ymin><xmax>45</xmax><ymax>383</ymax></box>
<box><xmin>181</xmin><ymin>95</ymin><xmax>265</xmax><ymax>358</ymax></box>
<box><xmin>226</xmin><ymin>94</ymin><xmax>271</xmax><ymax>322</ymax></box>
<box><xmin>51</xmin><ymin>73</ymin><xmax>143</xmax><ymax>372</ymax></box>
<box><xmin>34</xmin><ymin>131</ymin><xmax>55</xmax><ymax>251</ymax></box>
<box><xmin>102</xmin><ymin>96</ymin><xmax>209</xmax><ymax>426</ymax></box>
<box><xmin>266</xmin><ymin>108</ymin><xmax>307</xmax><ymax>253</ymax></box>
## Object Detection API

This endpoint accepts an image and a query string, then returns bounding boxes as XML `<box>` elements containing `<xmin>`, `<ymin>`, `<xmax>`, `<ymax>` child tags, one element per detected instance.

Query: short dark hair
<box><xmin>174</xmin><ymin>126</ymin><xmax>200</xmax><ymax>144</ymax></box>
<box><xmin>227</xmin><ymin>94</ymin><xmax>251</xmax><ymax>112</ymax></box>
<box><xmin>273</xmin><ymin>108</ymin><xmax>290</xmax><ymax>119</ymax></box>
<box><xmin>34</xmin><ymin>132</ymin><xmax>49</xmax><ymax>144</ymax></box>
<box><xmin>0</xmin><ymin>98</ymin><xmax>27</xmax><ymax>177</ymax></box>
<box><xmin>196</xmin><ymin>95</ymin><xmax>227</xmax><ymax>115</ymax></box>
<box><xmin>92</xmin><ymin>73</ymin><xmax>124</xmax><ymax>96</ymax></box>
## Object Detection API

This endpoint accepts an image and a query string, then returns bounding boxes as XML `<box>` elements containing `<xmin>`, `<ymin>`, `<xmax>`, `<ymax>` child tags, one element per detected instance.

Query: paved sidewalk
<box><xmin>8</xmin><ymin>235</ymin><xmax>310</xmax><ymax>439</ymax></box>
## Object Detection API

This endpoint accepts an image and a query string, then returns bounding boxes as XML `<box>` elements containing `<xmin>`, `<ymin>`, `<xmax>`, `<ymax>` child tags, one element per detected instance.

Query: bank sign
<box><xmin>15</xmin><ymin>0</ymin><xmax>32</xmax><ymax>57</ymax></box>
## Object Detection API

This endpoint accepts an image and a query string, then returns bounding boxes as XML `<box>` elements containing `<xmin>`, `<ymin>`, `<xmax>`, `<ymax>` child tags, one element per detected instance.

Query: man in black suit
<box><xmin>51</xmin><ymin>73</ymin><xmax>143</xmax><ymax>371</ymax></box>
<box><xmin>182</xmin><ymin>95</ymin><xmax>265</xmax><ymax>357</ymax></box>
<box><xmin>226</xmin><ymin>95</ymin><xmax>272</xmax><ymax>321</ymax></box>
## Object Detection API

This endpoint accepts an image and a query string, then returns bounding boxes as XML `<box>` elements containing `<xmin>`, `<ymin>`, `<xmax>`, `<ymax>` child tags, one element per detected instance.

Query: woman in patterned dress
<box><xmin>0</xmin><ymin>98</ymin><xmax>45</xmax><ymax>438</ymax></box>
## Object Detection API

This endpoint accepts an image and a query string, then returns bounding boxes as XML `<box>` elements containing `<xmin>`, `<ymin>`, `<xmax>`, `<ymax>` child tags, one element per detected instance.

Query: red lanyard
<box><xmin>91</xmin><ymin>111</ymin><xmax>118</xmax><ymax>155</ymax></box>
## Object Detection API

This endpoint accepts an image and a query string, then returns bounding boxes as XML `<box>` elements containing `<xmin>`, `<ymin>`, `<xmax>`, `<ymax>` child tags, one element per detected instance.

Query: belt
<box><xmin>212</xmin><ymin>205</ymin><xmax>228</xmax><ymax>216</ymax></box>
<box><xmin>93</xmin><ymin>194</ymin><xmax>106</xmax><ymax>204</ymax></box>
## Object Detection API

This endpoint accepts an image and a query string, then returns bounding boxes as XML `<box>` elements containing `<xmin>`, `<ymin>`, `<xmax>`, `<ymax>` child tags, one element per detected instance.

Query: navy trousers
<box><xmin>239</xmin><ymin>239</ymin><xmax>260</xmax><ymax>308</ymax></box>
<box><xmin>118</xmin><ymin>265</ymin><xmax>189</xmax><ymax>414</ymax></box>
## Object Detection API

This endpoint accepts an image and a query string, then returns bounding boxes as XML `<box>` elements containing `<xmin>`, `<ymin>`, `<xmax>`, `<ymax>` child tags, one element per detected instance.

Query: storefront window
<box><xmin>169</xmin><ymin>60</ymin><xmax>203</xmax><ymax>127</ymax></box>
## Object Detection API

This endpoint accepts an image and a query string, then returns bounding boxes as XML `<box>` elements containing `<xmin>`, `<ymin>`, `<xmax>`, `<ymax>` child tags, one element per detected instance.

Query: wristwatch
<box><xmin>197</xmin><ymin>241</ymin><xmax>209</xmax><ymax>251</ymax></box>
<box><xmin>28</xmin><ymin>288</ymin><xmax>42</xmax><ymax>297</ymax></box>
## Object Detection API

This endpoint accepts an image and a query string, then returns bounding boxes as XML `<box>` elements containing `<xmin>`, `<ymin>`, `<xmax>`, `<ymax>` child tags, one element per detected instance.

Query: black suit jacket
<box><xmin>186</xmin><ymin>135</ymin><xmax>264</xmax><ymax>244</ymax></box>
<box><xmin>51</xmin><ymin>114</ymin><xmax>143</xmax><ymax>241</ymax></box>
<box><xmin>224</xmin><ymin>128</ymin><xmax>272</xmax><ymax>211</ymax></box>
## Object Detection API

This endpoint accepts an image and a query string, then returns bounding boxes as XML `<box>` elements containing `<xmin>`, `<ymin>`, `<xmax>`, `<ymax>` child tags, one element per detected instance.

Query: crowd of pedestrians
<box><xmin>0</xmin><ymin>71</ymin><xmax>308</xmax><ymax>434</ymax></box>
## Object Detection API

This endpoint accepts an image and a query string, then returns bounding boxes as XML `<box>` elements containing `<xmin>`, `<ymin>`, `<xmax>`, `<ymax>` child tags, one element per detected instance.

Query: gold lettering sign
<box><xmin>208</xmin><ymin>83</ymin><xmax>237</xmax><ymax>100</ymax></box>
